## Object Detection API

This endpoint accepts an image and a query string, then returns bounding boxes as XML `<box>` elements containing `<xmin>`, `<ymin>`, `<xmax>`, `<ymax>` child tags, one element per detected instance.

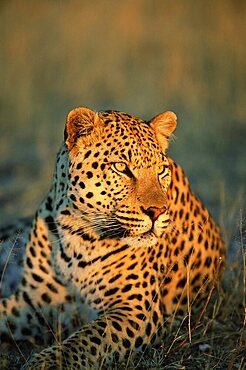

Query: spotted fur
<box><xmin>0</xmin><ymin>108</ymin><xmax>225</xmax><ymax>369</ymax></box>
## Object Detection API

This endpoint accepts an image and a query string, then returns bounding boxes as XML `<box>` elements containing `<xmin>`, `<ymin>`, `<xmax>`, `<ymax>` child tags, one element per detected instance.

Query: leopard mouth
<box><xmin>97</xmin><ymin>224</ymin><xmax>129</xmax><ymax>240</ymax></box>
<box><xmin>97</xmin><ymin>225</ymin><xmax>161</xmax><ymax>247</ymax></box>
<box><xmin>95</xmin><ymin>213</ymin><xmax>167</xmax><ymax>244</ymax></box>
<box><xmin>97</xmin><ymin>222</ymin><xmax>157</xmax><ymax>240</ymax></box>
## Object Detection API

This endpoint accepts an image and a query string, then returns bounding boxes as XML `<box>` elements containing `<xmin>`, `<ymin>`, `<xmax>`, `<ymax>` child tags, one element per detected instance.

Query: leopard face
<box><xmin>55</xmin><ymin>108</ymin><xmax>176</xmax><ymax>248</ymax></box>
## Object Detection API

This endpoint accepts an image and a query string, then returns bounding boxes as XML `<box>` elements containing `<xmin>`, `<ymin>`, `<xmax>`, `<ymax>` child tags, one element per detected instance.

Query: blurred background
<box><xmin>0</xmin><ymin>0</ymin><xmax>245</xmax><ymax>239</ymax></box>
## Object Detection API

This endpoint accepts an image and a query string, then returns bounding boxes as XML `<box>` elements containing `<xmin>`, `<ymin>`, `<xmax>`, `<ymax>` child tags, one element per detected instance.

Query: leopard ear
<box><xmin>150</xmin><ymin>111</ymin><xmax>177</xmax><ymax>151</ymax></box>
<box><xmin>65</xmin><ymin>107</ymin><xmax>103</xmax><ymax>150</ymax></box>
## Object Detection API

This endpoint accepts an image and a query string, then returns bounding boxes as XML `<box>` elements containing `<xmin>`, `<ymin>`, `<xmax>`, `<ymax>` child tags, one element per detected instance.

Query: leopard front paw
<box><xmin>21</xmin><ymin>346</ymin><xmax>63</xmax><ymax>370</ymax></box>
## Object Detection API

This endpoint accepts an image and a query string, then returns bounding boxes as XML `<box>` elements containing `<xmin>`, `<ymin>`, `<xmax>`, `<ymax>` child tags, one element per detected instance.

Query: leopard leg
<box><xmin>0</xmin><ymin>290</ymin><xmax>45</xmax><ymax>342</ymax></box>
<box><xmin>22</xmin><ymin>304</ymin><xmax>165</xmax><ymax>369</ymax></box>
<box><xmin>0</xmin><ymin>275</ymin><xmax>71</xmax><ymax>343</ymax></box>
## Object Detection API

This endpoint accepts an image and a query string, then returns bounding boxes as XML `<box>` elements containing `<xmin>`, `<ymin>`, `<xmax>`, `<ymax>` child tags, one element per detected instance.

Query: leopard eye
<box><xmin>158</xmin><ymin>164</ymin><xmax>169</xmax><ymax>176</ymax></box>
<box><xmin>113</xmin><ymin>162</ymin><xmax>127</xmax><ymax>172</ymax></box>
<box><xmin>112</xmin><ymin>162</ymin><xmax>134</xmax><ymax>179</ymax></box>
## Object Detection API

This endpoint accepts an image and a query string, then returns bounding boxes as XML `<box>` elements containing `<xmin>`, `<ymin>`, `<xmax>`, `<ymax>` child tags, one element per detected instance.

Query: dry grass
<box><xmin>0</xmin><ymin>260</ymin><xmax>244</xmax><ymax>369</ymax></box>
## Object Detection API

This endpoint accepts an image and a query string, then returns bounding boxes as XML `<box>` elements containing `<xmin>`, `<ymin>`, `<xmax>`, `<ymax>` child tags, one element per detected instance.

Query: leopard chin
<box><xmin>122</xmin><ymin>231</ymin><xmax>159</xmax><ymax>248</ymax></box>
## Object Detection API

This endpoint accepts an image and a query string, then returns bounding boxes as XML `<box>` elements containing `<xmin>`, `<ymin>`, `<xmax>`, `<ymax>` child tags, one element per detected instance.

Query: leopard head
<box><xmin>58</xmin><ymin>107</ymin><xmax>176</xmax><ymax>248</ymax></box>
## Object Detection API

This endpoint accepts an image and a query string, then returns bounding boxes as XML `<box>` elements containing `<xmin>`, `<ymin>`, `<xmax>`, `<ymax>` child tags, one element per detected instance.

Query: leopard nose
<box><xmin>144</xmin><ymin>206</ymin><xmax>166</xmax><ymax>221</ymax></box>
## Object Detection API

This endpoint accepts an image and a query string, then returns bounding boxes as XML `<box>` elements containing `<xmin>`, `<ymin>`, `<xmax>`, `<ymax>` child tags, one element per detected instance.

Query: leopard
<box><xmin>0</xmin><ymin>107</ymin><xmax>225</xmax><ymax>369</ymax></box>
